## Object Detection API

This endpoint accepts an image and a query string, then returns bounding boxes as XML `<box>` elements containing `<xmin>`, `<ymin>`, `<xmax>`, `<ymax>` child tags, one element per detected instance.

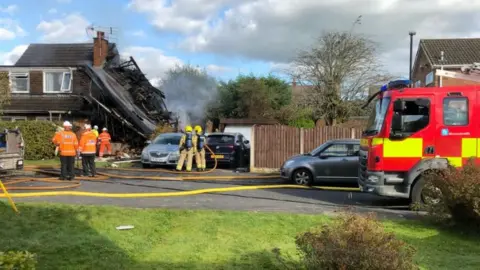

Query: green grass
<box><xmin>0</xmin><ymin>203</ymin><xmax>479</xmax><ymax>270</ymax></box>
<box><xmin>24</xmin><ymin>158</ymin><xmax>133</xmax><ymax>168</ymax></box>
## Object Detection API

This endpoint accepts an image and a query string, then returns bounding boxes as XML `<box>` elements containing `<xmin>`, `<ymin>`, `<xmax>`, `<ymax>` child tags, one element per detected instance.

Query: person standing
<box><xmin>176</xmin><ymin>125</ymin><xmax>194</xmax><ymax>172</ymax></box>
<box><xmin>92</xmin><ymin>125</ymin><xmax>99</xmax><ymax>138</ymax></box>
<box><xmin>98</xmin><ymin>128</ymin><xmax>112</xmax><ymax>158</ymax></box>
<box><xmin>194</xmin><ymin>125</ymin><xmax>206</xmax><ymax>171</ymax></box>
<box><xmin>79</xmin><ymin>124</ymin><xmax>97</xmax><ymax>177</ymax></box>
<box><xmin>52</xmin><ymin>121</ymin><xmax>78</xmax><ymax>180</ymax></box>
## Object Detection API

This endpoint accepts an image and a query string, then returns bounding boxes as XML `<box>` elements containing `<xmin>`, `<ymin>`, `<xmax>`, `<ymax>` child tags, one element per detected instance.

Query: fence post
<box><xmin>300</xmin><ymin>128</ymin><xmax>304</xmax><ymax>154</ymax></box>
<box><xmin>351</xmin><ymin>128</ymin><xmax>356</xmax><ymax>139</ymax></box>
<box><xmin>250</xmin><ymin>124</ymin><xmax>256</xmax><ymax>172</ymax></box>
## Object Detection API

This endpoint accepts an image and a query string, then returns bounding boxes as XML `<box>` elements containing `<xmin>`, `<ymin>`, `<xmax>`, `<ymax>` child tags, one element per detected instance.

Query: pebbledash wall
<box><xmin>249</xmin><ymin>125</ymin><xmax>363</xmax><ymax>171</ymax></box>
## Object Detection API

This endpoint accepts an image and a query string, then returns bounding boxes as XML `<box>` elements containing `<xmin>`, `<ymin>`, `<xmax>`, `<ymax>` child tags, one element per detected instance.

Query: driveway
<box><xmin>5</xmin><ymin>174</ymin><xmax>421</xmax><ymax>220</ymax></box>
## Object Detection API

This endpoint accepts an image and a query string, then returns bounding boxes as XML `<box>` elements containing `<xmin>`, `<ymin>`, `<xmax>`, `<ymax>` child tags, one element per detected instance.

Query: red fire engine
<box><xmin>358</xmin><ymin>63</ymin><xmax>480</xmax><ymax>206</ymax></box>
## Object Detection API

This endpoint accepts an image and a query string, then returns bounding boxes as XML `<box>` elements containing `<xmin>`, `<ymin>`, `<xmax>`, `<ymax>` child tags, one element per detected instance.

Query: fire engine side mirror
<box><xmin>393</xmin><ymin>99</ymin><xmax>404</xmax><ymax>112</ymax></box>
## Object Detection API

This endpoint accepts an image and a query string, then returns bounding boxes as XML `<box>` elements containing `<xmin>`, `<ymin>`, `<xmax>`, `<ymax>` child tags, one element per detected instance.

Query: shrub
<box><xmin>423</xmin><ymin>159</ymin><xmax>480</xmax><ymax>227</ymax></box>
<box><xmin>288</xmin><ymin>117</ymin><xmax>315</xmax><ymax>129</ymax></box>
<box><xmin>0</xmin><ymin>251</ymin><xmax>37</xmax><ymax>270</ymax></box>
<box><xmin>295</xmin><ymin>212</ymin><xmax>417</xmax><ymax>270</ymax></box>
<box><xmin>150</xmin><ymin>122</ymin><xmax>176</xmax><ymax>140</ymax></box>
<box><xmin>0</xmin><ymin>120</ymin><xmax>59</xmax><ymax>160</ymax></box>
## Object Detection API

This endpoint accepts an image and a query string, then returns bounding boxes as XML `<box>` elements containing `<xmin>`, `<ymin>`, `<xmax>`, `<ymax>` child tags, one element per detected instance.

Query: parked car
<box><xmin>280</xmin><ymin>139</ymin><xmax>360</xmax><ymax>186</ymax></box>
<box><xmin>0</xmin><ymin>128</ymin><xmax>25</xmax><ymax>172</ymax></box>
<box><xmin>141</xmin><ymin>133</ymin><xmax>183</xmax><ymax>168</ymax></box>
<box><xmin>205</xmin><ymin>132</ymin><xmax>250</xmax><ymax>169</ymax></box>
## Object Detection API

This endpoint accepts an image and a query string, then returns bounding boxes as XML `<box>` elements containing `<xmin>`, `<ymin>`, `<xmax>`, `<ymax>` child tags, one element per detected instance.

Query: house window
<box><xmin>9</xmin><ymin>72</ymin><xmax>29</xmax><ymax>93</ymax></box>
<box><xmin>43</xmin><ymin>70</ymin><xmax>72</xmax><ymax>93</ymax></box>
<box><xmin>36</xmin><ymin>116</ymin><xmax>50</xmax><ymax>121</ymax></box>
<box><xmin>11</xmin><ymin>117</ymin><xmax>27</xmax><ymax>122</ymax></box>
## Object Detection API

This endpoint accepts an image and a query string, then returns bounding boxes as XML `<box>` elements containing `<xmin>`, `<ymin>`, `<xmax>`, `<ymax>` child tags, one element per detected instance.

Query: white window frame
<box><xmin>9</xmin><ymin>72</ymin><xmax>30</xmax><ymax>93</ymax></box>
<box><xmin>43</xmin><ymin>69</ymin><xmax>73</xmax><ymax>93</ymax></box>
<box><xmin>35</xmin><ymin>116</ymin><xmax>50</xmax><ymax>121</ymax></box>
<box><xmin>11</xmin><ymin>116</ymin><xmax>27</xmax><ymax>122</ymax></box>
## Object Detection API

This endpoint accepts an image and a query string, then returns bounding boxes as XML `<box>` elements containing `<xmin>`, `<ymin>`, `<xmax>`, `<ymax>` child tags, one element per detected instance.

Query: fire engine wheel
<box><xmin>411</xmin><ymin>175</ymin><xmax>442</xmax><ymax>209</ymax></box>
<box><xmin>292</xmin><ymin>168</ymin><xmax>313</xmax><ymax>186</ymax></box>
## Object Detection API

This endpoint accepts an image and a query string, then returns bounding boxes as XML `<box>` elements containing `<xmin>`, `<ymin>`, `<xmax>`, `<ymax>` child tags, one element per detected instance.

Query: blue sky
<box><xmin>0</xmin><ymin>0</ymin><xmax>285</xmax><ymax>82</ymax></box>
<box><xmin>1</xmin><ymin>0</ymin><xmax>478</xmax><ymax>84</ymax></box>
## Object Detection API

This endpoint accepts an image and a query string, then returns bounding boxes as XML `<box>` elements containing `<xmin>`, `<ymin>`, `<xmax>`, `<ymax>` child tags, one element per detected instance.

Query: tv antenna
<box><xmin>85</xmin><ymin>25</ymin><xmax>120</xmax><ymax>43</ymax></box>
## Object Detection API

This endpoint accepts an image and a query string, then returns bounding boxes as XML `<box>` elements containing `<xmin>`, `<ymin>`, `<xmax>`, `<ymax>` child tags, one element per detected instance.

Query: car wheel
<box><xmin>292</xmin><ymin>168</ymin><xmax>313</xmax><ymax>186</ymax></box>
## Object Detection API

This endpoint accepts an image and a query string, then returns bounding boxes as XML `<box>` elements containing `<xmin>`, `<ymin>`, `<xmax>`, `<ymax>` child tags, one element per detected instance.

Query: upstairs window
<box><xmin>43</xmin><ymin>70</ymin><xmax>72</xmax><ymax>93</ymax></box>
<box><xmin>9</xmin><ymin>72</ymin><xmax>29</xmax><ymax>93</ymax></box>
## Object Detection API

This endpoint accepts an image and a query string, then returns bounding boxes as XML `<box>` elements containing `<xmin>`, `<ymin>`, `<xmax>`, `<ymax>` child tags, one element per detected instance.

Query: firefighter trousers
<box><xmin>99</xmin><ymin>143</ymin><xmax>112</xmax><ymax>157</ymax></box>
<box><xmin>60</xmin><ymin>156</ymin><xmax>75</xmax><ymax>180</ymax></box>
<box><xmin>176</xmin><ymin>148</ymin><xmax>193</xmax><ymax>171</ymax></box>
<box><xmin>81</xmin><ymin>154</ymin><xmax>96</xmax><ymax>176</ymax></box>
<box><xmin>195</xmin><ymin>148</ymin><xmax>206</xmax><ymax>169</ymax></box>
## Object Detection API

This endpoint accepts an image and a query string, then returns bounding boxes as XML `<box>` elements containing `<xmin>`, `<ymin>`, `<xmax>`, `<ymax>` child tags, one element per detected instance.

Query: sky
<box><xmin>0</xmin><ymin>0</ymin><xmax>479</xmax><ymax>84</ymax></box>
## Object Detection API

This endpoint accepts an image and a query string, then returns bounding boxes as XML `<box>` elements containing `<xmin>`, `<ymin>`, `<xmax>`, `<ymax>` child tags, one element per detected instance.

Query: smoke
<box><xmin>159</xmin><ymin>65</ymin><xmax>218</xmax><ymax>130</ymax></box>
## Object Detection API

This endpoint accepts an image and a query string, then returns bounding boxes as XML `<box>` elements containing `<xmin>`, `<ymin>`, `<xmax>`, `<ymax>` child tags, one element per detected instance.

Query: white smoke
<box><xmin>158</xmin><ymin>65</ymin><xmax>218</xmax><ymax>130</ymax></box>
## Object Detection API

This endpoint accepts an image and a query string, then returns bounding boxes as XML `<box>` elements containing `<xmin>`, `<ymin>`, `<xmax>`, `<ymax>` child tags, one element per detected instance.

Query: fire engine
<box><xmin>358</xmin><ymin>63</ymin><xmax>480</xmax><ymax>206</ymax></box>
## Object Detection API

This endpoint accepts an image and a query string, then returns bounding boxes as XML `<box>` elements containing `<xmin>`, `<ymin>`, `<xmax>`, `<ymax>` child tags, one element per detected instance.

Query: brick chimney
<box><xmin>93</xmin><ymin>31</ymin><xmax>109</xmax><ymax>67</ymax></box>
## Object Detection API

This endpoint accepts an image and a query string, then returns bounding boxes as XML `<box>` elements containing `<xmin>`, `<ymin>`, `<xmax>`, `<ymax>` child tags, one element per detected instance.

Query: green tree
<box><xmin>0</xmin><ymin>72</ymin><xmax>10</xmax><ymax>111</ymax></box>
<box><xmin>207</xmin><ymin>74</ymin><xmax>292</xmax><ymax>120</ymax></box>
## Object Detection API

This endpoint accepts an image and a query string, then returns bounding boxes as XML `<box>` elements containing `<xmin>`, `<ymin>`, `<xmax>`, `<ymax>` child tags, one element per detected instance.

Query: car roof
<box><xmin>325</xmin><ymin>139</ymin><xmax>360</xmax><ymax>144</ymax></box>
<box><xmin>207</xmin><ymin>132</ymin><xmax>238</xmax><ymax>136</ymax></box>
<box><xmin>156</xmin><ymin>132</ymin><xmax>183</xmax><ymax>137</ymax></box>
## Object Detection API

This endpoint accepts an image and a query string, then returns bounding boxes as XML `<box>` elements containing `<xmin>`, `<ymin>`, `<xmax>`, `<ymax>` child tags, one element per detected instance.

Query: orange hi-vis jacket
<box><xmin>98</xmin><ymin>132</ymin><xmax>111</xmax><ymax>144</ymax></box>
<box><xmin>79</xmin><ymin>130</ymin><xmax>97</xmax><ymax>154</ymax></box>
<box><xmin>52</xmin><ymin>130</ymin><xmax>79</xmax><ymax>156</ymax></box>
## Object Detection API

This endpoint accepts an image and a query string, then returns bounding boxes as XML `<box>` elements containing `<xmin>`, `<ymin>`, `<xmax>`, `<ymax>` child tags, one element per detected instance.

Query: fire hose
<box><xmin>1</xmin><ymin>144</ymin><xmax>280</xmax><ymax>191</ymax></box>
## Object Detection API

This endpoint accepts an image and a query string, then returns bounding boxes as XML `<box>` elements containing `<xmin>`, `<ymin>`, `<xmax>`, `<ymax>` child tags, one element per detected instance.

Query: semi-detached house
<box><xmin>0</xmin><ymin>31</ymin><xmax>171</xmax><ymax>144</ymax></box>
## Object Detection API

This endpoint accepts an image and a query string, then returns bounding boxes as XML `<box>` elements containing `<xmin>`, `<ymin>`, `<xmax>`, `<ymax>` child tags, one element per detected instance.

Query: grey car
<box><xmin>141</xmin><ymin>133</ymin><xmax>183</xmax><ymax>168</ymax></box>
<box><xmin>280</xmin><ymin>139</ymin><xmax>360</xmax><ymax>185</ymax></box>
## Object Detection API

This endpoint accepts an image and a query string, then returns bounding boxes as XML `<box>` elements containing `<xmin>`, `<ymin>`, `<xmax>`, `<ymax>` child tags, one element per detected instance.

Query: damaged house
<box><xmin>0</xmin><ymin>31</ymin><xmax>172</xmax><ymax>146</ymax></box>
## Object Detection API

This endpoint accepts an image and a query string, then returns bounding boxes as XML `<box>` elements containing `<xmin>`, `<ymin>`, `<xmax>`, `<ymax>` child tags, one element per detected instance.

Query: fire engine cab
<box><xmin>358</xmin><ymin>63</ymin><xmax>480</xmax><ymax>206</ymax></box>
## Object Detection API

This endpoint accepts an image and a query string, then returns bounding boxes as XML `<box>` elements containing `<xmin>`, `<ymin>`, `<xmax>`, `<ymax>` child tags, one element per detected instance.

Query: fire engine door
<box><xmin>435</xmin><ymin>91</ymin><xmax>476</xmax><ymax>166</ymax></box>
<box><xmin>387</xmin><ymin>95</ymin><xmax>436</xmax><ymax>170</ymax></box>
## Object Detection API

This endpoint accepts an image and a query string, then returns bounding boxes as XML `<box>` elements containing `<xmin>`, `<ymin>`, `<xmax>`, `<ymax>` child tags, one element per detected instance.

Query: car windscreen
<box><xmin>207</xmin><ymin>135</ymin><xmax>235</xmax><ymax>144</ymax></box>
<box><xmin>153</xmin><ymin>134</ymin><xmax>181</xmax><ymax>145</ymax></box>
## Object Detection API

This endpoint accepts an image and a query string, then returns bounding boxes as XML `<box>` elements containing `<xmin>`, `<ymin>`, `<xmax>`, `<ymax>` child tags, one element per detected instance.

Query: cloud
<box><xmin>36</xmin><ymin>13</ymin><xmax>90</xmax><ymax>42</ymax></box>
<box><xmin>0</xmin><ymin>5</ymin><xmax>18</xmax><ymax>15</ymax></box>
<box><xmin>48</xmin><ymin>8</ymin><xmax>58</xmax><ymax>14</ymax></box>
<box><xmin>0</xmin><ymin>45</ymin><xmax>28</xmax><ymax>65</ymax></box>
<box><xmin>130</xmin><ymin>30</ymin><xmax>146</xmax><ymax>37</ymax></box>
<box><xmin>0</xmin><ymin>18</ymin><xmax>27</xmax><ymax>40</ymax></box>
<box><xmin>132</xmin><ymin>0</ymin><xmax>480</xmax><ymax>77</ymax></box>
<box><xmin>205</xmin><ymin>64</ymin><xmax>231</xmax><ymax>74</ymax></box>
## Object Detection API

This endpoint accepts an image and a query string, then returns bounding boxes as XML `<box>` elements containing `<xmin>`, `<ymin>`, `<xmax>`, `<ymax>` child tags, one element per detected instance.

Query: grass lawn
<box><xmin>0</xmin><ymin>203</ymin><xmax>479</xmax><ymax>270</ymax></box>
<box><xmin>24</xmin><ymin>158</ymin><xmax>134</xmax><ymax>168</ymax></box>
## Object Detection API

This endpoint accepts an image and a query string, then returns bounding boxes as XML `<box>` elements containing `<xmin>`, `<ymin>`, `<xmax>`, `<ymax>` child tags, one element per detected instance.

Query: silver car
<box><xmin>141</xmin><ymin>133</ymin><xmax>182</xmax><ymax>168</ymax></box>
<box><xmin>280</xmin><ymin>139</ymin><xmax>360</xmax><ymax>186</ymax></box>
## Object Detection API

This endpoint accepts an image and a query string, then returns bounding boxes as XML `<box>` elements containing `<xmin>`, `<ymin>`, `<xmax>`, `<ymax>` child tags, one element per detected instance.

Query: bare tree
<box><xmin>291</xmin><ymin>31</ymin><xmax>390</xmax><ymax>125</ymax></box>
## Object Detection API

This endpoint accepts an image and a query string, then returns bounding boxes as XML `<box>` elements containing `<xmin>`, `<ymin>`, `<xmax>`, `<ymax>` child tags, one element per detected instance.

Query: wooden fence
<box><xmin>251</xmin><ymin>125</ymin><xmax>363</xmax><ymax>169</ymax></box>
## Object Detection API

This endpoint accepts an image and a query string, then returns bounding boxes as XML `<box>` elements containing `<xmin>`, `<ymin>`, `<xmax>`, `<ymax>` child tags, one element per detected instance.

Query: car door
<box><xmin>312</xmin><ymin>143</ymin><xmax>352</xmax><ymax>183</ymax></box>
<box><xmin>343</xmin><ymin>143</ymin><xmax>360</xmax><ymax>184</ymax></box>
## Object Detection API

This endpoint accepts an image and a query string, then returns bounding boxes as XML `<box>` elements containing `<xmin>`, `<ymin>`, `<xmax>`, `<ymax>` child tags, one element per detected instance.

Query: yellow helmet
<box><xmin>194</xmin><ymin>125</ymin><xmax>202</xmax><ymax>133</ymax></box>
<box><xmin>185</xmin><ymin>125</ymin><xmax>193</xmax><ymax>132</ymax></box>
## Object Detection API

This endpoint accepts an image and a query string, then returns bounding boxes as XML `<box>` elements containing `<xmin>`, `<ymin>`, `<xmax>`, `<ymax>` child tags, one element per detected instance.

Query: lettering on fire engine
<box><xmin>441</xmin><ymin>128</ymin><xmax>470</xmax><ymax>136</ymax></box>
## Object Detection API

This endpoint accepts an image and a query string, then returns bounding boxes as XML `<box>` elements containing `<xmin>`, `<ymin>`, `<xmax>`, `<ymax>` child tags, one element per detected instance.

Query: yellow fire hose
<box><xmin>2</xmin><ymin>144</ymin><xmax>280</xmax><ymax>192</ymax></box>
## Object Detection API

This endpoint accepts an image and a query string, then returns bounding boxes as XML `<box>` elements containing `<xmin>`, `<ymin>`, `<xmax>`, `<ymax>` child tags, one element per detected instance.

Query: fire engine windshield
<box><xmin>364</xmin><ymin>97</ymin><xmax>390</xmax><ymax>136</ymax></box>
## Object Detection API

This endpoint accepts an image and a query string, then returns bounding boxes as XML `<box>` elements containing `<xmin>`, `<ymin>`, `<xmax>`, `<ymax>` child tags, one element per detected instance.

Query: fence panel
<box><xmin>253</xmin><ymin>125</ymin><xmax>363</xmax><ymax>169</ymax></box>
<box><xmin>254</xmin><ymin>125</ymin><xmax>300</xmax><ymax>168</ymax></box>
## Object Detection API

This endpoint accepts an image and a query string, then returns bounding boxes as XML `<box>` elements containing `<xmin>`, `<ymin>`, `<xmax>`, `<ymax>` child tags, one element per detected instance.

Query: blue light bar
<box><xmin>380</xmin><ymin>79</ymin><xmax>411</xmax><ymax>92</ymax></box>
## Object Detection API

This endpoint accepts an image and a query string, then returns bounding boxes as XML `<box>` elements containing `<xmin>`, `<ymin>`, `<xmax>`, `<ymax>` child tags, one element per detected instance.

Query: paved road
<box><xmin>6</xmin><ymin>173</ymin><xmax>423</xmax><ymax>220</ymax></box>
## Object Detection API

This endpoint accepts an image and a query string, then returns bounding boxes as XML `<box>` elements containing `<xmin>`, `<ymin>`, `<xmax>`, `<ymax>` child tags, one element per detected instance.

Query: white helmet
<box><xmin>63</xmin><ymin>121</ymin><xmax>72</xmax><ymax>127</ymax></box>
<box><xmin>84</xmin><ymin>124</ymin><xmax>92</xmax><ymax>130</ymax></box>
<box><xmin>94</xmin><ymin>125</ymin><xmax>98</xmax><ymax>129</ymax></box>
<box><xmin>102</xmin><ymin>128</ymin><xmax>107</xmax><ymax>131</ymax></box>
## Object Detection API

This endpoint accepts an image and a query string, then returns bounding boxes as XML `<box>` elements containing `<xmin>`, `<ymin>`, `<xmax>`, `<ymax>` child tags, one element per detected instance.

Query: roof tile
<box><xmin>421</xmin><ymin>38</ymin><xmax>480</xmax><ymax>66</ymax></box>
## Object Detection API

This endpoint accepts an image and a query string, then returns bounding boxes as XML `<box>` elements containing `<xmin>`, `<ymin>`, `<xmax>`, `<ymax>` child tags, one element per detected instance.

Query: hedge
<box><xmin>0</xmin><ymin>120</ymin><xmax>59</xmax><ymax>160</ymax></box>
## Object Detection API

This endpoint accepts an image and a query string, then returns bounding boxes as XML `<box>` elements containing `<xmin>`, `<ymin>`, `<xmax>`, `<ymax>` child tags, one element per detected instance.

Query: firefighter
<box><xmin>79</xmin><ymin>124</ymin><xmax>97</xmax><ymax>177</ymax></box>
<box><xmin>194</xmin><ymin>125</ymin><xmax>206</xmax><ymax>171</ymax></box>
<box><xmin>176</xmin><ymin>125</ymin><xmax>194</xmax><ymax>172</ymax></box>
<box><xmin>92</xmin><ymin>125</ymin><xmax>99</xmax><ymax>138</ymax></box>
<box><xmin>98</xmin><ymin>128</ymin><xmax>112</xmax><ymax>158</ymax></box>
<box><xmin>52</xmin><ymin>121</ymin><xmax>78</xmax><ymax>180</ymax></box>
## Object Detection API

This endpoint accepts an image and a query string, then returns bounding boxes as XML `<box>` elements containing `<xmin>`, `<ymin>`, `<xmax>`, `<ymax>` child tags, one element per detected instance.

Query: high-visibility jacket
<box><xmin>79</xmin><ymin>131</ymin><xmax>97</xmax><ymax>154</ymax></box>
<box><xmin>92</xmin><ymin>129</ymin><xmax>99</xmax><ymax>138</ymax></box>
<box><xmin>52</xmin><ymin>130</ymin><xmax>78</xmax><ymax>156</ymax></box>
<box><xmin>98</xmin><ymin>132</ymin><xmax>111</xmax><ymax>144</ymax></box>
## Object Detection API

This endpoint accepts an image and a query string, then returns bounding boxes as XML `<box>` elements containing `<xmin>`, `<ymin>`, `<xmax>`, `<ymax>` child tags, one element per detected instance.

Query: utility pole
<box><xmin>409</xmin><ymin>31</ymin><xmax>416</xmax><ymax>87</ymax></box>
